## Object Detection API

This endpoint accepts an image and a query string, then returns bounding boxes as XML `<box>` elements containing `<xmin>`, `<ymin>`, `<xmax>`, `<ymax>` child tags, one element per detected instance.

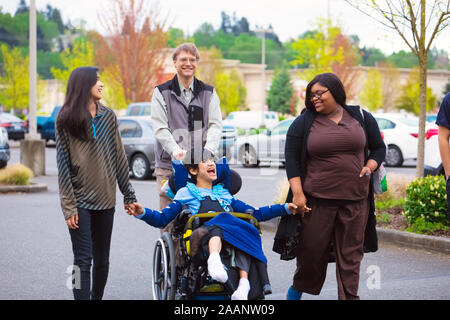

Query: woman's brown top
<box><xmin>303</xmin><ymin>108</ymin><xmax>370</xmax><ymax>201</ymax></box>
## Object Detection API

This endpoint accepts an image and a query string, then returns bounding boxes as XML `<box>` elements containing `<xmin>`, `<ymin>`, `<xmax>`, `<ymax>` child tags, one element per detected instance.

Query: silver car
<box><xmin>235</xmin><ymin>119</ymin><xmax>294</xmax><ymax>167</ymax></box>
<box><xmin>118</xmin><ymin>116</ymin><xmax>156</xmax><ymax>180</ymax></box>
<box><xmin>0</xmin><ymin>127</ymin><xmax>10</xmax><ymax>169</ymax></box>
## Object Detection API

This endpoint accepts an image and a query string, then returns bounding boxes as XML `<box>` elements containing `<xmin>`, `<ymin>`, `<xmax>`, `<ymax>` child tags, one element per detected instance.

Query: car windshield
<box><xmin>398</xmin><ymin>118</ymin><xmax>418</xmax><ymax>126</ymax></box>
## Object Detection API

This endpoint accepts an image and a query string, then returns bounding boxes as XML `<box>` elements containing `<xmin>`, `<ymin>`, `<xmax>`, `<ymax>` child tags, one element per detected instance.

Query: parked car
<box><xmin>126</xmin><ymin>102</ymin><xmax>151</xmax><ymax>116</ymax></box>
<box><xmin>0</xmin><ymin>112</ymin><xmax>27</xmax><ymax>141</ymax></box>
<box><xmin>222</xmin><ymin>111</ymin><xmax>279</xmax><ymax>130</ymax></box>
<box><xmin>234</xmin><ymin>118</ymin><xmax>294</xmax><ymax>167</ymax></box>
<box><xmin>424</xmin><ymin>130</ymin><xmax>443</xmax><ymax>176</ymax></box>
<box><xmin>219</xmin><ymin>124</ymin><xmax>237</xmax><ymax>160</ymax></box>
<box><xmin>118</xmin><ymin>116</ymin><xmax>156</xmax><ymax>180</ymax></box>
<box><xmin>37</xmin><ymin>106</ymin><xmax>61</xmax><ymax>142</ymax></box>
<box><xmin>374</xmin><ymin>113</ymin><xmax>437</xmax><ymax>167</ymax></box>
<box><xmin>0</xmin><ymin>127</ymin><xmax>10</xmax><ymax>169</ymax></box>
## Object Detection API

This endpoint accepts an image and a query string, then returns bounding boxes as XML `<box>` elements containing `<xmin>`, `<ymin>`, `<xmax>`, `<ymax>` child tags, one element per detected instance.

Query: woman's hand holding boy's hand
<box><xmin>287</xmin><ymin>202</ymin><xmax>311</xmax><ymax>217</ymax></box>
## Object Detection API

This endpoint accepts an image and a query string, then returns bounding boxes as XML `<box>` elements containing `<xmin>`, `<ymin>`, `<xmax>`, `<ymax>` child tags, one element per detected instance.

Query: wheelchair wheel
<box><xmin>152</xmin><ymin>232</ymin><xmax>176</xmax><ymax>300</ymax></box>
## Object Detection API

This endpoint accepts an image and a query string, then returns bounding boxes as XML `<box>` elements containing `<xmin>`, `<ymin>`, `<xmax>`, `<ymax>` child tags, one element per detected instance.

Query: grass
<box><xmin>0</xmin><ymin>164</ymin><xmax>34</xmax><ymax>185</ymax></box>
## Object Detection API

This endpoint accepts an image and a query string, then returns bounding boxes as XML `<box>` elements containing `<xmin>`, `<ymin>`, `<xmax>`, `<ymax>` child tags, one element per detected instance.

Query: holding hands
<box><xmin>124</xmin><ymin>203</ymin><xmax>143</xmax><ymax>216</ymax></box>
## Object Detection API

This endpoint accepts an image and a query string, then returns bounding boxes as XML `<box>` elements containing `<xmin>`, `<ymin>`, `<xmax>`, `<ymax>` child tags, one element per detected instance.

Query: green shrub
<box><xmin>404</xmin><ymin>175</ymin><xmax>448</xmax><ymax>226</ymax></box>
<box><xmin>0</xmin><ymin>164</ymin><xmax>34</xmax><ymax>185</ymax></box>
<box><xmin>406</xmin><ymin>216</ymin><xmax>448</xmax><ymax>234</ymax></box>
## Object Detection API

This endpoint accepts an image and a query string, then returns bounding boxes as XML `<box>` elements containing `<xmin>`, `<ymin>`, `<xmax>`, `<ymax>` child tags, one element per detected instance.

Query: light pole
<box><xmin>255</xmin><ymin>27</ymin><xmax>273</xmax><ymax>127</ymax></box>
<box><xmin>20</xmin><ymin>0</ymin><xmax>45</xmax><ymax>176</ymax></box>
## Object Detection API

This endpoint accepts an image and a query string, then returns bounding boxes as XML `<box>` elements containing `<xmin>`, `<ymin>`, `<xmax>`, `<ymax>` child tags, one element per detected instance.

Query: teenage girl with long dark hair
<box><xmin>56</xmin><ymin>66</ymin><xmax>137</xmax><ymax>300</ymax></box>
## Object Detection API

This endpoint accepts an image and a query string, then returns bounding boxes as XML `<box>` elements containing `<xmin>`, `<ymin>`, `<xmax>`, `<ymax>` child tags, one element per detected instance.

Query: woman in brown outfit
<box><xmin>283</xmin><ymin>73</ymin><xmax>386</xmax><ymax>300</ymax></box>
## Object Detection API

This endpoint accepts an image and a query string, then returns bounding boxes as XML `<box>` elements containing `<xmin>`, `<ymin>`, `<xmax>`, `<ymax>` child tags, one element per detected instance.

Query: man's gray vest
<box><xmin>155</xmin><ymin>75</ymin><xmax>214</xmax><ymax>169</ymax></box>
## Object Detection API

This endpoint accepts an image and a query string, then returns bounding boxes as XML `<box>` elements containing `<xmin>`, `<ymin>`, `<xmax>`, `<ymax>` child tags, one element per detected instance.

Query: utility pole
<box><xmin>20</xmin><ymin>0</ymin><xmax>46</xmax><ymax>176</ymax></box>
<box><xmin>255</xmin><ymin>27</ymin><xmax>273</xmax><ymax>127</ymax></box>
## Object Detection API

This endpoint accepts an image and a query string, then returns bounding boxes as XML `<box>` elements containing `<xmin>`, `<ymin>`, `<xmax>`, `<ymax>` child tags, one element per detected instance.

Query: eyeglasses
<box><xmin>178</xmin><ymin>57</ymin><xmax>198</xmax><ymax>64</ymax></box>
<box><xmin>310</xmin><ymin>89</ymin><xmax>329</xmax><ymax>100</ymax></box>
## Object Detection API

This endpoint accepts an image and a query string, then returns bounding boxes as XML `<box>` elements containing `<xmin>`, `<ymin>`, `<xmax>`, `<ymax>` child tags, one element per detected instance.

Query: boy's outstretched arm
<box><xmin>230</xmin><ymin>199</ymin><xmax>297</xmax><ymax>222</ymax></box>
<box><xmin>130</xmin><ymin>201</ymin><xmax>183</xmax><ymax>228</ymax></box>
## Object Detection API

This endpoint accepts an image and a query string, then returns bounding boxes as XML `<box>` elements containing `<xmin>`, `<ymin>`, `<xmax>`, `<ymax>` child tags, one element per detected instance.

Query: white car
<box><xmin>374</xmin><ymin>113</ymin><xmax>437</xmax><ymax>167</ymax></box>
<box><xmin>223</xmin><ymin>111</ymin><xmax>279</xmax><ymax>130</ymax></box>
<box><xmin>424</xmin><ymin>130</ymin><xmax>443</xmax><ymax>176</ymax></box>
<box><xmin>232</xmin><ymin>119</ymin><xmax>294</xmax><ymax>167</ymax></box>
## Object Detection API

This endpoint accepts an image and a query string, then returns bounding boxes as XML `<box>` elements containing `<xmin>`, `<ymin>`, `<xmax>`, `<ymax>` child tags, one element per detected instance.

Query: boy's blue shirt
<box><xmin>135</xmin><ymin>183</ymin><xmax>291</xmax><ymax>228</ymax></box>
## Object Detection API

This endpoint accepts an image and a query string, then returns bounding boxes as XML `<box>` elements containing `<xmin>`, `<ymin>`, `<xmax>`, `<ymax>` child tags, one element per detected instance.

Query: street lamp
<box><xmin>20</xmin><ymin>0</ymin><xmax>46</xmax><ymax>176</ymax></box>
<box><xmin>254</xmin><ymin>27</ymin><xmax>273</xmax><ymax>127</ymax></box>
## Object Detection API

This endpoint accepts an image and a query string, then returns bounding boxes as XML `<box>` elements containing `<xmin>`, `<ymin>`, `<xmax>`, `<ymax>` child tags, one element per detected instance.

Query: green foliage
<box><xmin>267</xmin><ymin>63</ymin><xmax>294</xmax><ymax>114</ymax></box>
<box><xmin>0</xmin><ymin>44</ymin><xmax>29</xmax><ymax>110</ymax></box>
<box><xmin>50</xmin><ymin>37</ymin><xmax>94</xmax><ymax>91</ymax></box>
<box><xmin>290</xmin><ymin>19</ymin><xmax>345</xmax><ymax>81</ymax></box>
<box><xmin>406</xmin><ymin>217</ymin><xmax>448</xmax><ymax>235</ymax></box>
<box><xmin>404</xmin><ymin>175</ymin><xmax>448</xmax><ymax>226</ymax></box>
<box><xmin>395</xmin><ymin>67</ymin><xmax>437</xmax><ymax>115</ymax></box>
<box><xmin>360</xmin><ymin>47</ymin><xmax>387</xmax><ymax>66</ymax></box>
<box><xmin>167</xmin><ymin>28</ymin><xmax>185</xmax><ymax>48</ymax></box>
<box><xmin>214</xmin><ymin>69</ymin><xmax>246</xmax><ymax>115</ymax></box>
<box><xmin>359</xmin><ymin>68</ymin><xmax>383</xmax><ymax>111</ymax></box>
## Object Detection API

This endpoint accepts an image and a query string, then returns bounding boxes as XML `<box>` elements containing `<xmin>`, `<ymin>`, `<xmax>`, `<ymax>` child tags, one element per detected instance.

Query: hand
<box><xmin>287</xmin><ymin>203</ymin><xmax>298</xmax><ymax>215</ymax></box>
<box><xmin>359</xmin><ymin>166</ymin><xmax>372</xmax><ymax>178</ymax></box>
<box><xmin>124</xmin><ymin>203</ymin><xmax>135</xmax><ymax>215</ymax></box>
<box><xmin>292</xmin><ymin>194</ymin><xmax>311</xmax><ymax>217</ymax></box>
<box><xmin>172</xmin><ymin>148</ymin><xmax>187</xmax><ymax>161</ymax></box>
<box><xmin>66</xmin><ymin>214</ymin><xmax>79</xmax><ymax>230</ymax></box>
<box><xmin>125</xmin><ymin>203</ymin><xmax>143</xmax><ymax>216</ymax></box>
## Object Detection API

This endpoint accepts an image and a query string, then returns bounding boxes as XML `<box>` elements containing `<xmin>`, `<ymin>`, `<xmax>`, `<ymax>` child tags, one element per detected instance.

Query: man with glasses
<box><xmin>151</xmin><ymin>42</ymin><xmax>223</xmax><ymax>210</ymax></box>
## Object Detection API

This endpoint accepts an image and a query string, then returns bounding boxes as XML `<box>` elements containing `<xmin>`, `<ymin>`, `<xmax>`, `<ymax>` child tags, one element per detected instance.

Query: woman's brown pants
<box><xmin>293</xmin><ymin>199</ymin><xmax>369</xmax><ymax>300</ymax></box>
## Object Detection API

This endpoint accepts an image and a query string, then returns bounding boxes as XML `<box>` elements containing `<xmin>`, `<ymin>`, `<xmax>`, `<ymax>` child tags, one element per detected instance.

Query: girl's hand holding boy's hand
<box><xmin>125</xmin><ymin>203</ymin><xmax>144</xmax><ymax>216</ymax></box>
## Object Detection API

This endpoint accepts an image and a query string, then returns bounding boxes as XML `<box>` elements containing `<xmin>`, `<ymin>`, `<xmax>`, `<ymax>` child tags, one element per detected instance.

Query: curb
<box><xmin>260</xmin><ymin>221</ymin><xmax>450</xmax><ymax>255</ymax></box>
<box><xmin>0</xmin><ymin>182</ymin><xmax>48</xmax><ymax>193</ymax></box>
<box><xmin>376</xmin><ymin>227</ymin><xmax>450</xmax><ymax>255</ymax></box>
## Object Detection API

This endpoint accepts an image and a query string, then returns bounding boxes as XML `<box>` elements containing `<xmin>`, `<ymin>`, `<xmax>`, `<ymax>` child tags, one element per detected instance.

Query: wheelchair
<box><xmin>151</xmin><ymin>159</ymin><xmax>272</xmax><ymax>300</ymax></box>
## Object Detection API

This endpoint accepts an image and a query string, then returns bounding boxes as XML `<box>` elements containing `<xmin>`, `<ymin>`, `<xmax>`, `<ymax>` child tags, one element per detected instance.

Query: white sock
<box><xmin>207</xmin><ymin>252</ymin><xmax>228</xmax><ymax>283</ymax></box>
<box><xmin>231</xmin><ymin>278</ymin><xmax>250</xmax><ymax>300</ymax></box>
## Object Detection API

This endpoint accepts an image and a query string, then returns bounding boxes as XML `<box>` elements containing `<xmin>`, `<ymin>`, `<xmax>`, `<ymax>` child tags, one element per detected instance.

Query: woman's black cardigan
<box><xmin>273</xmin><ymin>105</ymin><xmax>386</xmax><ymax>260</ymax></box>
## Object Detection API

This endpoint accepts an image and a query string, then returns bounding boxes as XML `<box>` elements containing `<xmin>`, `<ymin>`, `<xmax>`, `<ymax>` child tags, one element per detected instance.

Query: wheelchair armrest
<box><xmin>173</xmin><ymin>208</ymin><xmax>192</xmax><ymax>235</ymax></box>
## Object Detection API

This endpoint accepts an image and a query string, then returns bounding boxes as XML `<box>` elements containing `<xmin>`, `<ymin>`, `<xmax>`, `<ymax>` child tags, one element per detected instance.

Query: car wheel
<box><xmin>241</xmin><ymin>145</ymin><xmax>259</xmax><ymax>168</ymax></box>
<box><xmin>131</xmin><ymin>153</ymin><xmax>151</xmax><ymax>180</ymax></box>
<box><xmin>385</xmin><ymin>145</ymin><xmax>404</xmax><ymax>167</ymax></box>
<box><xmin>0</xmin><ymin>160</ymin><xmax>6</xmax><ymax>169</ymax></box>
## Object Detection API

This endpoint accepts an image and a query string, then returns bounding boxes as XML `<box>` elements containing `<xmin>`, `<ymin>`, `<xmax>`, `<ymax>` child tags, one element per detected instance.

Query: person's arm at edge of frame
<box><xmin>438</xmin><ymin>126</ymin><xmax>450</xmax><ymax>180</ymax></box>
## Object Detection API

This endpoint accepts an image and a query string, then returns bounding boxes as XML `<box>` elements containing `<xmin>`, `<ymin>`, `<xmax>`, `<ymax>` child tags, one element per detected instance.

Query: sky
<box><xmin>1</xmin><ymin>0</ymin><xmax>449</xmax><ymax>55</ymax></box>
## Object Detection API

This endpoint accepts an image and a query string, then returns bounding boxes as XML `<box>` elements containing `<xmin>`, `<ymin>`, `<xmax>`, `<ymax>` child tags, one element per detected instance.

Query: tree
<box><xmin>378</xmin><ymin>61</ymin><xmax>401</xmax><ymax>111</ymax></box>
<box><xmin>291</xmin><ymin>19</ymin><xmax>361</xmax><ymax>100</ymax></box>
<box><xmin>196</xmin><ymin>46</ymin><xmax>223</xmax><ymax>87</ymax></box>
<box><xmin>50</xmin><ymin>37</ymin><xmax>95</xmax><ymax>91</ymax></box>
<box><xmin>215</xmin><ymin>69</ymin><xmax>246</xmax><ymax>116</ymax></box>
<box><xmin>95</xmin><ymin>0</ymin><xmax>169</xmax><ymax>104</ymax></box>
<box><xmin>396</xmin><ymin>68</ymin><xmax>436</xmax><ymax>115</ymax></box>
<box><xmin>345</xmin><ymin>0</ymin><xmax>450</xmax><ymax>177</ymax></box>
<box><xmin>267</xmin><ymin>63</ymin><xmax>294</xmax><ymax>114</ymax></box>
<box><xmin>359</xmin><ymin>68</ymin><xmax>383</xmax><ymax>111</ymax></box>
<box><xmin>0</xmin><ymin>44</ymin><xmax>29</xmax><ymax>111</ymax></box>
<box><xmin>167</xmin><ymin>28</ymin><xmax>185</xmax><ymax>48</ymax></box>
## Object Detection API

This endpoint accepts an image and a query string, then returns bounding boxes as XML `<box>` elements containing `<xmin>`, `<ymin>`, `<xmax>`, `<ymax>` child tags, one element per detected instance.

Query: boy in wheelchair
<box><xmin>128</xmin><ymin>153</ymin><xmax>299</xmax><ymax>300</ymax></box>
